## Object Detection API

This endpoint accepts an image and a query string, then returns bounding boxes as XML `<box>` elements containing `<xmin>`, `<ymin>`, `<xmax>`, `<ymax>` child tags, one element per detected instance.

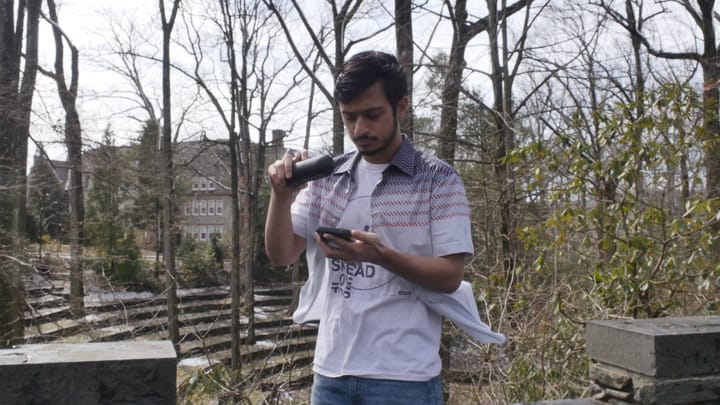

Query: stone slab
<box><xmin>586</xmin><ymin>316</ymin><xmax>720</xmax><ymax>378</ymax></box>
<box><xmin>589</xmin><ymin>362</ymin><xmax>632</xmax><ymax>390</ymax></box>
<box><xmin>633</xmin><ymin>374</ymin><xmax>720</xmax><ymax>404</ymax></box>
<box><xmin>0</xmin><ymin>341</ymin><xmax>176</xmax><ymax>405</ymax></box>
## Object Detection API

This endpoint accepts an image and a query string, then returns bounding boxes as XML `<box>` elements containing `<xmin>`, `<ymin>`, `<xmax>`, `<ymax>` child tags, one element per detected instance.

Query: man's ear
<box><xmin>396</xmin><ymin>96</ymin><xmax>409</xmax><ymax>118</ymax></box>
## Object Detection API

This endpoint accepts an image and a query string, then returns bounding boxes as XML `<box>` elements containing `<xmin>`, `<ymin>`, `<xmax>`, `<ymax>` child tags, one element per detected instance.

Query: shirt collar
<box><xmin>335</xmin><ymin>135</ymin><xmax>417</xmax><ymax>177</ymax></box>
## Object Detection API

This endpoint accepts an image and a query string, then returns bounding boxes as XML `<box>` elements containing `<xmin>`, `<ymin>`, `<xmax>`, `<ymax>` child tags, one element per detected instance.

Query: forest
<box><xmin>2</xmin><ymin>0</ymin><xmax>720</xmax><ymax>403</ymax></box>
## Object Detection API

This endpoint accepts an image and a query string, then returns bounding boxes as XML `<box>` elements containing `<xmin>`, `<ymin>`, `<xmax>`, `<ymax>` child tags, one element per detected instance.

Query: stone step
<box><xmin>254</xmin><ymin>285</ymin><xmax>293</xmax><ymax>297</ymax></box>
<box><xmin>82</xmin><ymin>287</ymin><xmax>231</xmax><ymax>314</ymax></box>
<box><xmin>102</xmin><ymin>315</ymin><xmax>284</xmax><ymax>344</ymax></box>
<box><xmin>177</xmin><ymin>345</ymin><xmax>315</xmax><ymax>392</ymax></box>
<box><xmin>24</xmin><ymin>318</ymin><xmax>86</xmax><ymax>343</ymax></box>
<box><xmin>259</xmin><ymin>361</ymin><xmax>314</xmax><ymax>393</ymax></box>
<box><xmin>34</xmin><ymin>302</ymin><xmax>293</xmax><ymax>344</ymax></box>
<box><xmin>205</xmin><ymin>338</ymin><xmax>316</xmax><ymax>375</ymax></box>
<box><xmin>25</xmin><ymin>294</ymin><xmax>67</xmax><ymax>310</ymax></box>
<box><xmin>241</xmin><ymin>348</ymin><xmax>315</xmax><ymax>387</ymax></box>
<box><xmin>81</xmin><ymin>288</ymin><xmax>289</xmax><ymax>314</ymax></box>
<box><xmin>26</xmin><ymin>297</ymin><xmax>229</xmax><ymax>342</ymax></box>
<box><xmin>25</xmin><ymin>296</ymin><xmax>229</xmax><ymax>329</ymax></box>
<box><xmin>24</xmin><ymin>305</ymin><xmax>73</xmax><ymax>327</ymax></box>
<box><xmin>180</xmin><ymin>324</ymin><xmax>317</xmax><ymax>358</ymax></box>
<box><xmin>25</xmin><ymin>288</ymin><xmax>290</xmax><ymax>328</ymax></box>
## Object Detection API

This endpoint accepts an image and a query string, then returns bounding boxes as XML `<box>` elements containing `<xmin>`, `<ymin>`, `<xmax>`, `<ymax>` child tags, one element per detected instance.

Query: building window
<box><xmin>185</xmin><ymin>202</ymin><xmax>192</xmax><ymax>216</ymax></box>
<box><xmin>192</xmin><ymin>177</ymin><xmax>200</xmax><ymax>191</ymax></box>
<box><xmin>192</xmin><ymin>201</ymin><xmax>199</xmax><ymax>216</ymax></box>
<box><xmin>208</xmin><ymin>224</ymin><xmax>223</xmax><ymax>239</ymax></box>
<box><xmin>192</xmin><ymin>225</ymin><xmax>199</xmax><ymax>239</ymax></box>
<box><xmin>200</xmin><ymin>200</ymin><xmax>207</xmax><ymax>216</ymax></box>
<box><xmin>208</xmin><ymin>177</ymin><xmax>216</xmax><ymax>191</ymax></box>
<box><xmin>216</xmin><ymin>200</ymin><xmax>223</xmax><ymax>216</ymax></box>
<box><xmin>199</xmin><ymin>225</ymin><xmax>208</xmax><ymax>241</ymax></box>
<box><xmin>208</xmin><ymin>200</ymin><xmax>215</xmax><ymax>216</ymax></box>
<box><xmin>200</xmin><ymin>177</ymin><xmax>207</xmax><ymax>190</ymax></box>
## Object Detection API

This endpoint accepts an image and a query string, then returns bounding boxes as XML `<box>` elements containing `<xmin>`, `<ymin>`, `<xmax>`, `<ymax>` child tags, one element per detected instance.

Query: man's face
<box><xmin>338</xmin><ymin>81</ymin><xmax>407</xmax><ymax>164</ymax></box>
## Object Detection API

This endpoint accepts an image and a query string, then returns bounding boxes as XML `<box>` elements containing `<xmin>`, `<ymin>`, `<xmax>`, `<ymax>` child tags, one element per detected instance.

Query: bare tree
<box><xmin>0</xmin><ymin>0</ymin><xmax>41</xmax><ymax>241</ymax></box>
<box><xmin>103</xmin><ymin>20</ymin><xmax>164</xmax><ymax>275</ymax></box>
<box><xmin>264</xmin><ymin>0</ymin><xmax>393</xmax><ymax>155</ymax></box>
<box><xmin>599</xmin><ymin>0</ymin><xmax>720</xmax><ymax>201</ymax></box>
<box><xmin>0</xmin><ymin>0</ymin><xmax>41</xmax><ymax>347</ymax></box>
<box><xmin>437</xmin><ymin>0</ymin><xmax>530</xmax><ymax>165</ymax></box>
<box><xmin>395</xmin><ymin>0</ymin><xmax>414</xmax><ymax>138</ymax></box>
<box><xmin>44</xmin><ymin>0</ymin><xmax>85</xmax><ymax>313</ymax></box>
<box><xmin>429</xmin><ymin>0</ymin><xmax>537</xmax><ymax>283</ymax></box>
<box><xmin>177</xmin><ymin>0</ymin><xmax>303</xmax><ymax>371</ymax></box>
<box><xmin>159</xmin><ymin>0</ymin><xmax>181</xmax><ymax>348</ymax></box>
<box><xmin>98</xmin><ymin>14</ymin><xmax>202</xmax><ymax>280</ymax></box>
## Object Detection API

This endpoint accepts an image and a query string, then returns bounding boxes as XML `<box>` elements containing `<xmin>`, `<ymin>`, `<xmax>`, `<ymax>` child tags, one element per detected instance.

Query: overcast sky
<box><xmin>28</xmin><ymin>1</ymin><xmax>705</xmax><ymax>170</ymax></box>
<box><xmin>31</xmin><ymin>0</ymin><xmax>409</xmax><ymax>165</ymax></box>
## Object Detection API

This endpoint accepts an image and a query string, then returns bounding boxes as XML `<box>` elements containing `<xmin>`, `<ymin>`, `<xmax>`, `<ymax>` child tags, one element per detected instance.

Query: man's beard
<box><xmin>355</xmin><ymin>116</ymin><xmax>399</xmax><ymax>157</ymax></box>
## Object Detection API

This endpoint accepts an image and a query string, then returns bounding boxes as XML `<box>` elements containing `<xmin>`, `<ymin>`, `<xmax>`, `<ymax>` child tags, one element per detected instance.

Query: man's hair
<box><xmin>334</xmin><ymin>51</ymin><xmax>408</xmax><ymax>108</ymax></box>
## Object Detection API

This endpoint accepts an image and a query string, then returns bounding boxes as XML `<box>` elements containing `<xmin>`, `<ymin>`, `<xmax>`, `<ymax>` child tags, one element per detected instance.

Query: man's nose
<box><xmin>353</xmin><ymin>116</ymin><xmax>370</xmax><ymax>135</ymax></box>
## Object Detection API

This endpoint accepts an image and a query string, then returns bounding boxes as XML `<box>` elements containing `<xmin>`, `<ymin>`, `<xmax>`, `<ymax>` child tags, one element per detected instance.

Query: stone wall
<box><xmin>585</xmin><ymin>316</ymin><xmax>720</xmax><ymax>404</ymax></box>
<box><xmin>0</xmin><ymin>340</ymin><xmax>176</xmax><ymax>405</ymax></box>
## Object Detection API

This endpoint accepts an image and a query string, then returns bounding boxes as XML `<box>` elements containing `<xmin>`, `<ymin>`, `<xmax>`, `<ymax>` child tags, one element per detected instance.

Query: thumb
<box><xmin>351</xmin><ymin>230</ymin><xmax>380</xmax><ymax>244</ymax></box>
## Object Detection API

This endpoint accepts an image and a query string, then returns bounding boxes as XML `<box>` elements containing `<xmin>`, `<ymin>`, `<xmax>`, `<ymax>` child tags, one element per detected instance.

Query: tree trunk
<box><xmin>626</xmin><ymin>0</ymin><xmax>646</xmax><ymax>199</ymax></box>
<box><xmin>66</xmin><ymin>110</ymin><xmax>84</xmax><ymax>313</ymax></box>
<box><xmin>239</xmin><ymin>46</ymin><xmax>256</xmax><ymax>347</ymax></box>
<box><xmin>47</xmin><ymin>0</ymin><xmax>84</xmax><ymax>313</ymax></box>
<box><xmin>0</xmin><ymin>2</ymin><xmax>20</xmax><ymax>236</ymax></box>
<box><xmin>0</xmin><ymin>260</ymin><xmax>24</xmax><ymax>347</ymax></box>
<box><xmin>1</xmin><ymin>0</ymin><xmax>41</xmax><ymax>239</ymax></box>
<box><xmin>395</xmin><ymin>0</ymin><xmax>414</xmax><ymax>138</ymax></box>
<box><xmin>486</xmin><ymin>0</ymin><xmax>520</xmax><ymax>284</ymax></box>
<box><xmin>0</xmin><ymin>0</ymin><xmax>41</xmax><ymax>346</ymax></box>
<box><xmin>12</xmin><ymin>0</ymin><xmax>40</xmax><ymax>239</ymax></box>
<box><xmin>695</xmin><ymin>1</ymin><xmax>720</xmax><ymax>256</ymax></box>
<box><xmin>229</xmin><ymin>130</ymin><xmax>242</xmax><ymax>370</ymax></box>
<box><xmin>438</xmin><ymin>0</ymin><xmax>529</xmax><ymax>165</ymax></box>
<box><xmin>159</xmin><ymin>0</ymin><xmax>181</xmax><ymax>349</ymax></box>
<box><xmin>332</xmin><ymin>44</ymin><xmax>345</xmax><ymax>155</ymax></box>
<box><xmin>438</xmin><ymin>29</ymin><xmax>467</xmax><ymax>165</ymax></box>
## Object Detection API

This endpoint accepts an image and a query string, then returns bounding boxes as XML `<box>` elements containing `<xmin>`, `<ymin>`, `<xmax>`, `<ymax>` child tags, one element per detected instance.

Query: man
<box><xmin>265</xmin><ymin>51</ymin><xmax>476</xmax><ymax>404</ymax></box>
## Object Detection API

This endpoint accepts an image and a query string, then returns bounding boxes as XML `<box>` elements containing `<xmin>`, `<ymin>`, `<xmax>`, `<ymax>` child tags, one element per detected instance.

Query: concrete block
<box><xmin>589</xmin><ymin>362</ymin><xmax>632</xmax><ymax>390</ymax></box>
<box><xmin>0</xmin><ymin>341</ymin><xmax>176</xmax><ymax>405</ymax></box>
<box><xmin>586</xmin><ymin>316</ymin><xmax>720</xmax><ymax>378</ymax></box>
<box><xmin>633</xmin><ymin>374</ymin><xmax>720</xmax><ymax>405</ymax></box>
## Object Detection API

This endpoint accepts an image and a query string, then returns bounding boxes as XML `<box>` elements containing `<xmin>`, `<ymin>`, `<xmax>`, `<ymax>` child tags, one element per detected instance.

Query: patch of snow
<box><xmin>178</xmin><ymin>356</ymin><xmax>216</xmax><ymax>369</ymax></box>
<box><xmin>83</xmin><ymin>314</ymin><xmax>101</xmax><ymax>322</ymax></box>
<box><xmin>254</xmin><ymin>340</ymin><xmax>275</xmax><ymax>348</ymax></box>
<box><xmin>84</xmin><ymin>291</ymin><xmax>156</xmax><ymax>306</ymax></box>
<box><xmin>178</xmin><ymin>286</ymin><xmax>229</xmax><ymax>297</ymax></box>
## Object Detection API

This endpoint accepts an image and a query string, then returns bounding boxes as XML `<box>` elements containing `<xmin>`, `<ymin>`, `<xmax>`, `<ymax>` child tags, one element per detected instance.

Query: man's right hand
<box><xmin>267</xmin><ymin>149</ymin><xmax>308</xmax><ymax>197</ymax></box>
<box><xmin>265</xmin><ymin>148</ymin><xmax>309</xmax><ymax>266</ymax></box>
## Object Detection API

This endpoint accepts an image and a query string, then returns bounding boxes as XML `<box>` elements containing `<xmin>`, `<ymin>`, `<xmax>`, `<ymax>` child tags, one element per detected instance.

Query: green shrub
<box><xmin>178</xmin><ymin>238</ymin><xmax>221</xmax><ymax>287</ymax></box>
<box><xmin>94</xmin><ymin>233</ymin><xmax>143</xmax><ymax>284</ymax></box>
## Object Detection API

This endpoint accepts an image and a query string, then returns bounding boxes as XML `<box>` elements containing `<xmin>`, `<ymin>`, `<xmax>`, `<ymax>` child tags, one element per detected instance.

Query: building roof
<box><xmin>49</xmin><ymin>160</ymin><xmax>71</xmax><ymax>188</ymax></box>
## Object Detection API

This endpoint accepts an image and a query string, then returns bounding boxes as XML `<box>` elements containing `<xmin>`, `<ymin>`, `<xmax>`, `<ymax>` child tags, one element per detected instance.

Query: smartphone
<box><xmin>316</xmin><ymin>226</ymin><xmax>353</xmax><ymax>242</ymax></box>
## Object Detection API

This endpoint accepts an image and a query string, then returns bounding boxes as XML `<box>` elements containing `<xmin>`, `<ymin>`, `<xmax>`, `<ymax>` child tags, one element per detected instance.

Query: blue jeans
<box><xmin>311</xmin><ymin>373</ymin><xmax>443</xmax><ymax>405</ymax></box>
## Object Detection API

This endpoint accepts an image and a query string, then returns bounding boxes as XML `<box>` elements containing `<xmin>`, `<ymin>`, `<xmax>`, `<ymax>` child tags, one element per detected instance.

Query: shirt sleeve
<box><xmin>290</xmin><ymin>188</ymin><xmax>310</xmax><ymax>240</ymax></box>
<box><xmin>429</xmin><ymin>168</ymin><xmax>474</xmax><ymax>258</ymax></box>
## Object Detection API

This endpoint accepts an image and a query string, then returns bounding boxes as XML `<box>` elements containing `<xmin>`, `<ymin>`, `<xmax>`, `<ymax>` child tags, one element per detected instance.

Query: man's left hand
<box><xmin>315</xmin><ymin>229</ymin><xmax>385</xmax><ymax>264</ymax></box>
